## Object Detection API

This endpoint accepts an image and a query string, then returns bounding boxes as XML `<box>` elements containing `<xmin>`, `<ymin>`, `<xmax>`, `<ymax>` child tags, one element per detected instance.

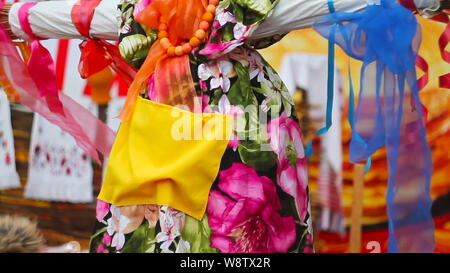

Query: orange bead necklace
<box><xmin>158</xmin><ymin>0</ymin><xmax>219</xmax><ymax>56</ymax></box>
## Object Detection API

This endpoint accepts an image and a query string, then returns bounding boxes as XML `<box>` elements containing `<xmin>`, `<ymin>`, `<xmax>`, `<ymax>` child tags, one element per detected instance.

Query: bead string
<box><xmin>158</xmin><ymin>0</ymin><xmax>219</xmax><ymax>56</ymax></box>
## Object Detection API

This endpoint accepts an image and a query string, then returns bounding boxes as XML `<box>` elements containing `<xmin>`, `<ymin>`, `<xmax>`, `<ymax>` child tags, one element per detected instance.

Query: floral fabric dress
<box><xmin>90</xmin><ymin>0</ymin><xmax>314</xmax><ymax>253</ymax></box>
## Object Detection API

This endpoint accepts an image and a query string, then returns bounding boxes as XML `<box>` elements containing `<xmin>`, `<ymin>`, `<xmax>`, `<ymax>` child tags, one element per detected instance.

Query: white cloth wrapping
<box><xmin>252</xmin><ymin>0</ymin><xmax>368</xmax><ymax>39</ymax></box>
<box><xmin>254</xmin><ymin>0</ymin><xmax>441</xmax><ymax>39</ymax></box>
<box><xmin>280</xmin><ymin>53</ymin><xmax>344</xmax><ymax>233</ymax></box>
<box><xmin>0</xmin><ymin>89</ymin><xmax>20</xmax><ymax>190</ymax></box>
<box><xmin>24</xmin><ymin>39</ymin><xmax>97</xmax><ymax>203</ymax></box>
<box><xmin>8</xmin><ymin>0</ymin><xmax>440</xmax><ymax>41</ymax></box>
<box><xmin>9</xmin><ymin>0</ymin><xmax>120</xmax><ymax>40</ymax></box>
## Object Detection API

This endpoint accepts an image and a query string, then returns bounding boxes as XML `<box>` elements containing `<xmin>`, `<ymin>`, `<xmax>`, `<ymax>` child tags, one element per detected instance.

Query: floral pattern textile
<box><xmin>90</xmin><ymin>0</ymin><xmax>313</xmax><ymax>253</ymax></box>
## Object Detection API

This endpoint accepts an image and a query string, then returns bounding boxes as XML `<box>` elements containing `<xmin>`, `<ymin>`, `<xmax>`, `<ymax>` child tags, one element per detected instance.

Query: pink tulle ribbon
<box><xmin>0</xmin><ymin>1</ymin><xmax>116</xmax><ymax>163</ymax></box>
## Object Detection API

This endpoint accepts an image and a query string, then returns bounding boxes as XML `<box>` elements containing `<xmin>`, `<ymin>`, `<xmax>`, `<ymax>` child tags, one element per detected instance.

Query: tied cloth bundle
<box><xmin>119</xmin><ymin>0</ymin><xmax>212</xmax><ymax>120</ymax></box>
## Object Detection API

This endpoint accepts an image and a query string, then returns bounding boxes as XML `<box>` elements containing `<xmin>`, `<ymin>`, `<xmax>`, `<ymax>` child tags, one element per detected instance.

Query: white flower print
<box><xmin>218</xmin><ymin>95</ymin><xmax>244</xmax><ymax>117</ymax></box>
<box><xmin>198</xmin><ymin>60</ymin><xmax>236</xmax><ymax>93</ymax></box>
<box><xmin>175</xmin><ymin>239</ymin><xmax>191</xmax><ymax>253</ymax></box>
<box><xmin>217</xmin><ymin>95</ymin><xmax>245</xmax><ymax>150</ymax></box>
<box><xmin>155</xmin><ymin>206</ymin><xmax>185</xmax><ymax>253</ymax></box>
<box><xmin>216</xmin><ymin>7</ymin><xmax>236</xmax><ymax>26</ymax></box>
<box><xmin>248</xmin><ymin>51</ymin><xmax>265</xmax><ymax>82</ymax></box>
<box><xmin>213</xmin><ymin>60</ymin><xmax>235</xmax><ymax>92</ymax></box>
<box><xmin>106</xmin><ymin>205</ymin><xmax>131</xmax><ymax>251</ymax></box>
<box><xmin>233</xmin><ymin>22</ymin><xmax>247</xmax><ymax>40</ymax></box>
<box><xmin>111</xmin><ymin>233</ymin><xmax>126</xmax><ymax>250</ymax></box>
<box><xmin>198</xmin><ymin>63</ymin><xmax>217</xmax><ymax>81</ymax></box>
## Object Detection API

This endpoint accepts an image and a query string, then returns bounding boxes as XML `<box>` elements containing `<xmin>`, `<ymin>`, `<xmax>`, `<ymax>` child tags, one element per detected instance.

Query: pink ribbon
<box><xmin>435</xmin><ymin>13</ymin><xmax>450</xmax><ymax>89</ymax></box>
<box><xmin>400</xmin><ymin>0</ymin><xmax>450</xmax><ymax>90</ymax></box>
<box><xmin>18</xmin><ymin>2</ymin><xmax>64</xmax><ymax>114</ymax></box>
<box><xmin>3</xmin><ymin>1</ymin><xmax>116</xmax><ymax>163</ymax></box>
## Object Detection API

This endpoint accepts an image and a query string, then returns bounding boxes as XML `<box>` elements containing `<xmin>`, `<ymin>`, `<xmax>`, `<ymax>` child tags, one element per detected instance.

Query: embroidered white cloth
<box><xmin>24</xmin><ymin>39</ymin><xmax>97</xmax><ymax>203</ymax></box>
<box><xmin>280</xmin><ymin>53</ymin><xmax>345</xmax><ymax>234</ymax></box>
<box><xmin>0</xmin><ymin>89</ymin><xmax>20</xmax><ymax>190</ymax></box>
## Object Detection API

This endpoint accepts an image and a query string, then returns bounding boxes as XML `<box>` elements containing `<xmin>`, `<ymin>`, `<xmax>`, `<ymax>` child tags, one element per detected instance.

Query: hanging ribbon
<box><xmin>398</xmin><ymin>0</ymin><xmax>417</xmax><ymax>11</ymax></box>
<box><xmin>397</xmin><ymin>0</ymin><xmax>429</xmax><ymax>122</ymax></box>
<box><xmin>0</xmin><ymin>1</ymin><xmax>116</xmax><ymax>163</ymax></box>
<box><xmin>435</xmin><ymin>13</ymin><xmax>450</xmax><ymax>89</ymax></box>
<box><xmin>117</xmin><ymin>0</ymin><xmax>207</xmax><ymax>121</ymax></box>
<box><xmin>71</xmin><ymin>0</ymin><xmax>137</xmax><ymax>85</ymax></box>
<box><xmin>18</xmin><ymin>2</ymin><xmax>64</xmax><ymax>115</ymax></box>
<box><xmin>347</xmin><ymin>65</ymin><xmax>372</xmax><ymax>173</ymax></box>
<box><xmin>305</xmin><ymin>0</ymin><xmax>336</xmax><ymax>156</ymax></box>
<box><xmin>0</xmin><ymin>0</ymin><xmax>22</xmax><ymax>104</ymax></box>
<box><xmin>415</xmin><ymin>54</ymin><xmax>429</xmax><ymax>122</ymax></box>
<box><xmin>314</xmin><ymin>0</ymin><xmax>435</xmax><ymax>252</ymax></box>
<box><xmin>400</xmin><ymin>0</ymin><xmax>450</xmax><ymax>90</ymax></box>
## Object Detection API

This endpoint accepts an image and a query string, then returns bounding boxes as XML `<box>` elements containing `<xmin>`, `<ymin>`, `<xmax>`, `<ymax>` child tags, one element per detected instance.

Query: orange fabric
<box><xmin>87</xmin><ymin>67</ymin><xmax>114</xmax><ymax>105</ymax></box>
<box><xmin>0</xmin><ymin>42</ymin><xmax>31</xmax><ymax>102</ymax></box>
<box><xmin>0</xmin><ymin>65</ymin><xmax>19</xmax><ymax>102</ymax></box>
<box><xmin>155</xmin><ymin>54</ymin><xmax>199</xmax><ymax>111</ymax></box>
<box><xmin>118</xmin><ymin>0</ymin><xmax>208</xmax><ymax>121</ymax></box>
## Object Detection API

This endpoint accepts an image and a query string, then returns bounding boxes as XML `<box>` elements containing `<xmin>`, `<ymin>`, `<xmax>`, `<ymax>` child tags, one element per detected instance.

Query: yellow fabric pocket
<box><xmin>98</xmin><ymin>97</ymin><xmax>233</xmax><ymax>220</ymax></box>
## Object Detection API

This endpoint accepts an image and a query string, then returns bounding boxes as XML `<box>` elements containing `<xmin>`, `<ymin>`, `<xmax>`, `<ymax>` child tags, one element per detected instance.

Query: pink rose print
<box><xmin>207</xmin><ymin>163</ymin><xmax>296</xmax><ymax>253</ymax></box>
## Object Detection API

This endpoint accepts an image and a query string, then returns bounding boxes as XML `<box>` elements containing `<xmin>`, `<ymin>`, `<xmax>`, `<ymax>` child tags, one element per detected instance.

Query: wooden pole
<box><xmin>349</xmin><ymin>163</ymin><xmax>365</xmax><ymax>253</ymax></box>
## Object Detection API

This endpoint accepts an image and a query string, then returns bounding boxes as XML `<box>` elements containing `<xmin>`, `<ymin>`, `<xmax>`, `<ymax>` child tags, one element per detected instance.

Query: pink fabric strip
<box><xmin>18</xmin><ymin>2</ymin><xmax>41</xmax><ymax>40</ymax></box>
<box><xmin>3</xmin><ymin>2</ymin><xmax>116</xmax><ymax>163</ymax></box>
<box><xmin>18</xmin><ymin>1</ymin><xmax>63</xmax><ymax>113</ymax></box>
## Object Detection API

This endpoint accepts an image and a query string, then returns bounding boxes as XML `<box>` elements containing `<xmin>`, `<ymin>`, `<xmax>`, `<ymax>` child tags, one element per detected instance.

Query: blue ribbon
<box><xmin>314</xmin><ymin>0</ymin><xmax>435</xmax><ymax>252</ymax></box>
<box><xmin>348</xmin><ymin>65</ymin><xmax>372</xmax><ymax>173</ymax></box>
<box><xmin>327</xmin><ymin>0</ymin><xmax>336</xmax><ymax>13</ymax></box>
<box><xmin>305</xmin><ymin>0</ymin><xmax>336</xmax><ymax>156</ymax></box>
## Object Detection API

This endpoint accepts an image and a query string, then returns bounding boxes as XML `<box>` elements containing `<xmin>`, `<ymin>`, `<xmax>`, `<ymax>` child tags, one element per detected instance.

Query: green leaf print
<box><xmin>222</xmin><ymin>24</ymin><xmax>235</xmax><ymax>42</ymax></box>
<box><xmin>227</xmin><ymin>62</ymin><xmax>252</xmax><ymax>106</ymax></box>
<box><xmin>233</xmin><ymin>0</ymin><xmax>273</xmax><ymax>16</ymax></box>
<box><xmin>88</xmin><ymin>226</ymin><xmax>107</xmax><ymax>252</ymax></box>
<box><xmin>119</xmin><ymin>34</ymin><xmax>155</xmax><ymax>65</ymax></box>
<box><xmin>181</xmin><ymin>216</ymin><xmax>218</xmax><ymax>253</ymax></box>
<box><xmin>121</xmin><ymin>222</ymin><xmax>156</xmax><ymax>253</ymax></box>
<box><xmin>238</xmin><ymin>140</ymin><xmax>277</xmax><ymax>172</ymax></box>
<box><xmin>231</xmin><ymin>2</ymin><xmax>245</xmax><ymax>23</ymax></box>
